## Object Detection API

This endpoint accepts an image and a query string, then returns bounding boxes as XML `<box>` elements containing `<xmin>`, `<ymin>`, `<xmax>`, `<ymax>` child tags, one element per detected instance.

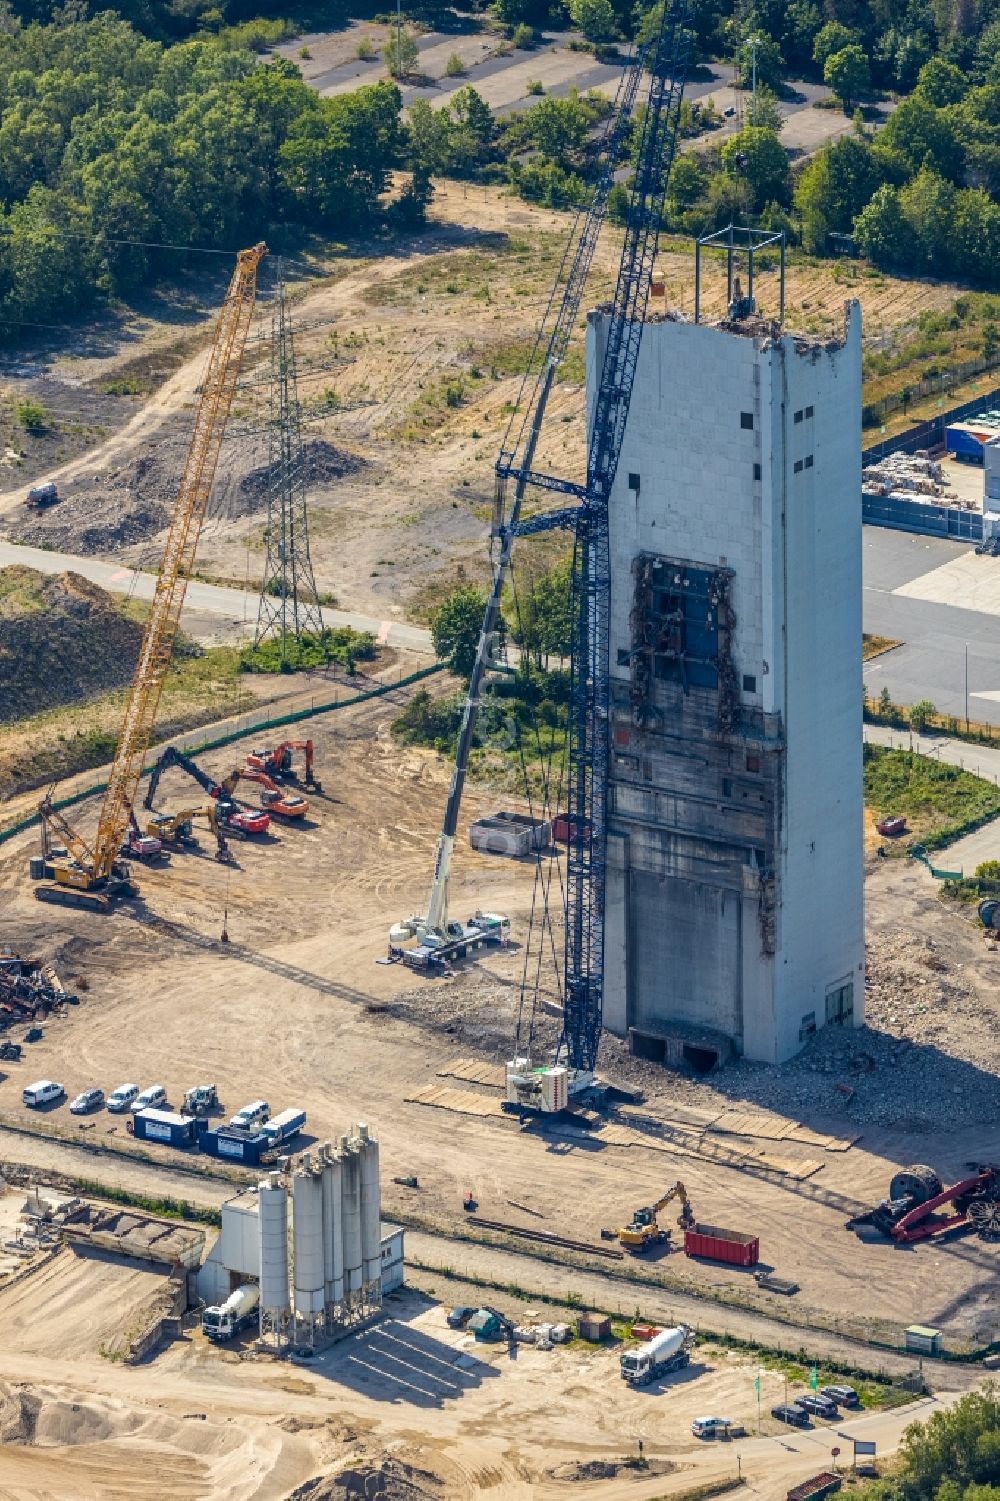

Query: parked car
<box><xmin>22</xmin><ymin>1080</ymin><xmax>64</xmax><ymax>1108</ymax></box>
<box><xmin>229</xmin><ymin>1100</ymin><xmax>269</xmax><ymax>1131</ymax></box>
<box><xmin>876</xmin><ymin>815</ymin><xmax>906</xmax><ymax>837</ymax></box>
<box><xmin>772</xmin><ymin>1404</ymin><xmax>810</xmax><ymax>1428</ymax></box>
<box><xmin>692</xmin><ymin>1417</ymin><xmax>746</xmax><ymax>1439</ymax></box>
<box><xmin>69</xmin><ymin>1087</ymin><xmax>104</xmax><ymax>1114</ymax></box>
<box><xmin>446</xmin><ymin>1306</ymin><xmax>476</xmax><ymax>1329</ymax></box>
<box><xmin>132</xmin><ymin>1084</ymin><xmax>167</xmax><ymax>1113</ymax></box>
<box><xmin>822</xmin><ymin>1385</ymin><xmax>860</xmax><ymax>1407</ymax></box>
<box><xmin>796</xmin><ymin>1394</ymin><xmax>838</xmax><ymax>1419</ymax></box>
<box><xmin>107</xmin><ymin>1083</ymin><xmax>139</xmax><ymax>1113</ymax></box>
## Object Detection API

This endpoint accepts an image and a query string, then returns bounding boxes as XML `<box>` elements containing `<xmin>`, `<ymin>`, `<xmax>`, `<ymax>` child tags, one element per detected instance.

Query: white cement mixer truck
<box><xmin>619</xmin><ymin>1324</ymin><xmax>692</xmax><ymax>1385</ymax></box>
<box><xmin>202</xmin><ymin>1283</ymin><xmax>259</xmax><ymax>1342</ymax></box>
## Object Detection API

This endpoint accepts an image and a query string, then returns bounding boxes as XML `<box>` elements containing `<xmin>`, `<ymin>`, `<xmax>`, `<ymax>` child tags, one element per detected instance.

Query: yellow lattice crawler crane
<box><xmin>617</xmin><ymin>1181</ymin><xmax>695</xmax><ymax>1252</ymax></box>
<box><xmin>31</xmin><ymin>242</ymin><xmax>267</xmax><ymax>913</ymax></box>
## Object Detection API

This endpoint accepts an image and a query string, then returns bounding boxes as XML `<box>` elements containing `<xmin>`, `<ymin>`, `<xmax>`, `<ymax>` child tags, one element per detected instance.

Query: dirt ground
<box><xmin>0</xmin><ymin>1264</ymin><xmax>964</xmax><ymax>1501</ymax></box>
<box><xmin>0</xmin><ymin>184</ymin><xmax>965</xmax><ymax>633</ymax></box>
<box><xmin>1</xmin><ymin>692</ymin><xmax>998</xmax><ymax>1377</ymax></box>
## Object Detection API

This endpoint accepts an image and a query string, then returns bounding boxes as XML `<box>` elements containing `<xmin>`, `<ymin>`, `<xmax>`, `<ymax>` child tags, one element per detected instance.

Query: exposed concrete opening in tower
<box><xmin>628</xmin><ymin>1026</ymin><xmax>731</xmax><ymax>1074</ymax></box>
<box><xmin>682</xmin><ymin>1043</ymin><xmax>720</xmax><ymax>1075</ymax></box>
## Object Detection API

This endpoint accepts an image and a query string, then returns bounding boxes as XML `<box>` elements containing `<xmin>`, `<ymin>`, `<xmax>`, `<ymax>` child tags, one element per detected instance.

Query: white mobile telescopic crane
<box><xmin>390</xmin><ymin>54</ymin><xmax>644</xmax><ymax>970</ymax></box>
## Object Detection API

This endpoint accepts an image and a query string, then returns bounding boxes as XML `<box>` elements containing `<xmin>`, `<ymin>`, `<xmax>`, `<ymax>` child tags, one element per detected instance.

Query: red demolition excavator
<box><xmin>245</xmin><ymin>740</ymin><xmax>319</xmax><ymax>790</ymax></box>
<box><xmin>848</xmin><ymin>1162</ymin><xmax>1000</xmax><ymax>1245</ymax></box>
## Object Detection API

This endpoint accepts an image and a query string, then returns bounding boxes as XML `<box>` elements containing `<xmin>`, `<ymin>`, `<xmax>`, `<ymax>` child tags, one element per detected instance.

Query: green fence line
<box><xmin>0</xmin><ymin>662</ymin><xmax>443</xmax><ymax>847</ymax></box>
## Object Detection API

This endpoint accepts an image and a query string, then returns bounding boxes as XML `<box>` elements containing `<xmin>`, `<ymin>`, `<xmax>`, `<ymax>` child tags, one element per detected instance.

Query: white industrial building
<box><xmin>592</xmin><ymin>301</ymin><xmax>865</xmax><ymax>1065</ymax></box>
<box><xmin>198</xmin><ymin>1122</ymin><xmax>404</xmax><ymax>1348</ymax></box>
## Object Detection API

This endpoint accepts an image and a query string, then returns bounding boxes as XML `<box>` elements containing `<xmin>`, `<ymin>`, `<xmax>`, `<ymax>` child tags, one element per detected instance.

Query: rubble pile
<box><xmin>0</xmin><ymin>951</ymin><xmax>79</xmax><ymax>1032</ymax></box>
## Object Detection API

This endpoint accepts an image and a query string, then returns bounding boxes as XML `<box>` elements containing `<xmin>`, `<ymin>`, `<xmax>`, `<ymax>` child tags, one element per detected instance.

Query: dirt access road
<box><xmin>1</xmin><ymin>184</ymin><xmax>964</xmax><ymax>632</ymax></box>
<box><xmin>0</xmin><ymin>1246</ymin><xmax>971</xmax><ymax>1501</ymax></box>
<box><xmin>2</xmin><ymin>692</ymin><xmax>999</xmax><ymax>1359</ymax></box>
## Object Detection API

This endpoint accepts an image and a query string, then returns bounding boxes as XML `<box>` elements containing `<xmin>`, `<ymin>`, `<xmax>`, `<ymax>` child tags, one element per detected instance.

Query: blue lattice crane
<box><xmin>390</xmin><ymin>49</ymin><xmax>645</xmax><ymax>964</ymax></box>
<box><xmin>504</xmin><ymin>0</ymin><xmax>693</xmax><ymax>1112</ymax></box>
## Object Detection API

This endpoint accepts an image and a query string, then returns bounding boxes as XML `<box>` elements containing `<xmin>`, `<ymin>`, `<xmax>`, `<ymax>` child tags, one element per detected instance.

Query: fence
<box><xmin>861</xmin><ymin>379</ymin><xmax>1000</xmax><ymax>467</ymax></box>
<box><xmin>862</xmin><ymin>363</ymin><xmax>1000</xmax><ymax>437</ymax></box>
<box><xmin>0</xmin><ymin>662</ymin><xmax>443</xmax><ymax>847</ymax></box>
<box><xmin>862</xmin><ymin>491</ymin><xmax>983</xmax><ymax>541</ymax></box>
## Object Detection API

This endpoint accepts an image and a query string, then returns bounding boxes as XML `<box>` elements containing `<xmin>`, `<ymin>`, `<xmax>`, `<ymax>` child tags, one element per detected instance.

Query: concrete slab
<box><xmin>894</xmin><ymin>553</ymin><xmax>1000</xmax><ymax>616</ymax></box>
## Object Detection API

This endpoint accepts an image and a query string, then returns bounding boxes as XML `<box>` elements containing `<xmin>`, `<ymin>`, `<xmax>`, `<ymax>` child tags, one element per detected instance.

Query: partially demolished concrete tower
<box><xmin>594</xmin><ymin>301</ymin><xmax>864</xmax><ymax>1066</ymax></box>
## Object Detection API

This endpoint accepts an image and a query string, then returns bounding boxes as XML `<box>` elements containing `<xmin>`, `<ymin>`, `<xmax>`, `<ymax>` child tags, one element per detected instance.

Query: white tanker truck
<box><xmin>202</xmin><ymin>1283</ymin><xmax>259</xmax><ymax>1342</ymax></box>
<box><xmin>619</xmin><ymin>1323</ymin><xmax>692</xmax><ymax>1386</ymax></box>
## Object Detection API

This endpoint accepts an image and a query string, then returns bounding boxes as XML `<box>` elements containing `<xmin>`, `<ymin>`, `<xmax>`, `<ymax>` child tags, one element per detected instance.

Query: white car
<box><xmin>22</xmin><ymin>1080</ymin><xmax>65</xmax><ymax>1108</ymax></box>
<box><xmin>229</xmin><ymin>1100</ymin><xmax>270</xmax><ymax>1132</ymax></box>
<box><xmin>107</xmin><ymin>1083</ymin><xmax>139</xmax><ymax>1113</ymax></box>
<box><xmin>692</xmin><ymin>1416</ymin><xmax>745</xmax><ymax>1439</ymax></box>
<box><xmin>132</xmin><ymin>1085</ymin><xmax>167</xmax><ymax>1113</ymax></box>
<box><xmin>70</xmin><ymin>1087</ymin><xmax>104</xmax><ymax>1114</ymax></box>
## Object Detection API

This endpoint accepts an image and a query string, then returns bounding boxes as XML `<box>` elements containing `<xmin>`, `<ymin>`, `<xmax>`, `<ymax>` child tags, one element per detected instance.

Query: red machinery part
<box><xmin>890</xmin><ymin>1170</ymin><xmax>994</xmax><ymax>1243</ymax></box>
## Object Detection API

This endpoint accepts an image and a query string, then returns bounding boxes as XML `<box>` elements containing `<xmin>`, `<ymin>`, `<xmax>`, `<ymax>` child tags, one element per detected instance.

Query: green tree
<box><xmin>879</xmin><ymin>93</ymin><xmax>964</xmax><ymax>180</ymax></box>
<box><xmin>667</xmin><ymin>152</ymin><xmax>707</xmax><ymax>212</ymax></box>
<box><xmin>915</xmin><ymin>55</ymin><xmax>967</xmax><ymax>105</ymax></box>
<box><xmin>909</xmin><ymin>699</ymin><xmax>937</xmax><ymax>731</ymax></box>
<box><xmin>383</xmin><ymin>28</ymin><xmax>419</xmax><ymax>78</ymax></box>
<box><xmin>533</xmin><ymin>555</ymin><xmax>574</xmax><ymax>661</ymax></box>
<box><xmin>748</xmin><ymin>84</ymin><xmax>783</xmax><ymax>132</ymax></box>
<box><xmin>737</xmin><ymin>33</ymin><xmax>783</xmax><ymax>94</ymax></box>
<box><xmin>720</xmin><ymin>125</ymin><xmax>790</xmax><ymax>210</ymax></box>
<box><xmin>984</xmin><ymin>323</ymin><xmax>999</xmax><ymax>361</ymax></box>
<box><xmin>522</xmin><ymin>92</ymin><xmax>591</xmax><ymax>163</ymax></box>
<box><xmin>431</xmin><ymin>587</ymin><xmax>487</xmax><ymax>680</ymax></box>
<box><xmin>812</xmin><ymin>20</ymin><xmax>857</xmax><ymax>70</ymax></box>
<box><xmin>794</xmin><ymin>134</ymin><xmax>882</xmax><ymax>253</ymax></box>
<box><xmin>780</xmin><ymin>0</ymin><xmax>822</xmax><ymax>72</ymax></box>
<box><xmin>570</xmin><ymin>0</ymin><xmax>617</xmax><ymax>39</ymax></box>
<box><xmin>853</xmin><ymin>184</ymin><xmax>914</xmax><ymax>270</ymax></box>
<box><xmin>824</xmin><ymin>45</ymin><xmax>870</xmax><ymax>112</ymax></box>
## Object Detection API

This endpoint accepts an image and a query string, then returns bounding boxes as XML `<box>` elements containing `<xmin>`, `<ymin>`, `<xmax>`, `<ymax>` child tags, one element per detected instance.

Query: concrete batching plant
<box><xmin>198</xmin><ymin>1120</ymin><xmax>401</xmax><ymax>1353</ymax></box>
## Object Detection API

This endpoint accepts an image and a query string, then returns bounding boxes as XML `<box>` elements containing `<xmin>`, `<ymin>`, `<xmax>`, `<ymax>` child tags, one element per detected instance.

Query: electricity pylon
<box><xmin>255</xmin><ymin>261</ymin><xmax>324</xmax><ymax>656</ymax></box>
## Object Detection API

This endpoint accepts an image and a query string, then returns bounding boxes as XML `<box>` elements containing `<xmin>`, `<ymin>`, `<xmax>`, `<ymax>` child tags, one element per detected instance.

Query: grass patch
<box><xmin>74</xmin><ymin>1180</ymin><xmax>222</xmax><ymax>1227</ymax></box>
<box><xmin>863</xmin><ymin>633</ymin><xmax>901</xmax><ymax>661</ymax></box>
<box><xmin>240</xmin><ymin>626</ymin><xmax>376</xmax><ymax>674</ymax></box>
<box><xmin>863</xmin><ymin>743</ymin><xmax>1000</xmax><ymax>845</ymax></box>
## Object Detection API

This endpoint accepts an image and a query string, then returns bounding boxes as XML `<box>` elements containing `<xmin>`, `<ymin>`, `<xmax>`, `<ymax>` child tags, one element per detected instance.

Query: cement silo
<box><xmin>257</xmin><ymin>1172</ymin><xmax>290</xmax><ymax>1347</ymax></box>
<box><xmin>357</xmin><ymin>1122</ymin><xmax>382</xmax><ymax>1308</ymax></box>
<box><xmin>319</xmin><ymin>1141</ymin><xmax>344</xmax><ymax>1327</ymax></box>
<box><xmin>292</xmin><ymin>1156</ymin><xmax>325</xmax><ymax>1344</ymax></box>
<box><xmin>340</xmin><ymin>1131</ymin><xmax>363</xmax><ymax>1311</ymax></box>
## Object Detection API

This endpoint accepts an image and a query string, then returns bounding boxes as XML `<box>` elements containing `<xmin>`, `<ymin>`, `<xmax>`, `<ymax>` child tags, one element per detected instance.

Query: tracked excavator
<box><xmin>29</xmin><ymin>242</ymin><xmax>267</xmax><ymax>913</ymax></box>
<box><xmin>220</xmin><ymin>767</ymin><xmax>308</xmax><ymax>820</ymax></box>
<box><xmin>144</xmin><ymin>746</ymin><xmax>270</xmax><ymax>838</ymax></box>
<box><xmin>246</xmin><ymin>740</ymin><xmax>318</xmax><ymax>789</ymax></box>
<box><xmin>615</xmin><ymin>1181</ymin><xmax>695</xmax><ymax>1252</ymax></box>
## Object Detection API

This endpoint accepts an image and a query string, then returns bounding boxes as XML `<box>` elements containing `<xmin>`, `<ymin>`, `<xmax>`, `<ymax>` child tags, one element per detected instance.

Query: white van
<box><xmin>229</xmin><ymin>1100</ymin><xmax>269</xmax><ymax>1132</ymax></box>
<box><xmin>132</xmin><ymin>1085</ymin><xmax>167</xmax><ymax>1113</ymax></box>
<box><xmin>107</xmin><ymin>1083</ymin><xmax>139</xmax><ymax>1113</ymax></box>
<box><xmin>22</xmin><ymin>1080</ymin><xmax>64</xmax><ymax>1108</ymax></box>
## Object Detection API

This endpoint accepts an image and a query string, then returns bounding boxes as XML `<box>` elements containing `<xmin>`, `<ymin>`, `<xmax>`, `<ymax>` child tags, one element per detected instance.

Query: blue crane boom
<box><xmin>390</xmin><ymin>47</ymin><xmax>645</xmax><ymax>954</ymax></box>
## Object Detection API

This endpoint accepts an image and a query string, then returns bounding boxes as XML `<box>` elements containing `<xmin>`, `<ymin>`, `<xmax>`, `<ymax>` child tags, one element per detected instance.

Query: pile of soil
<box><xmin>8</xmin><ymin>435</ymin><xmax>366</xmax><ymax>555</ymax></box>
<box><xmin>291</xmin><ymin>1458</ymin><xmax>441</xmax><ymax>1500</ymax></box>
<box><xmin>0</xmin><ymin>566</ymin><xmax>143</xmax><ymax>723</ymax></box>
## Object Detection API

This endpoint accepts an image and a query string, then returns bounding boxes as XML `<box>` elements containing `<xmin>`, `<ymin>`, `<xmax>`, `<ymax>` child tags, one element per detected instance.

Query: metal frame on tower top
<box><xmin>694</xmin><ymin>224</ymin><xmax>786</xmax><ymax>325</ymax></box>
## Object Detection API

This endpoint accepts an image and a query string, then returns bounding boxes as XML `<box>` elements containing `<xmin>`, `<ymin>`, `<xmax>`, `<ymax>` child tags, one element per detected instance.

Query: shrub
<box><xmin>512</xmin><ymin>23</ymin><xmax>534</xmax><ymax>48</ymax></box>
<box><xmin>526</xmin><ymin>78</ymin><xmax>544</xmax><ymax>94</ymax></box>
<box><xmin>356</xmin><ymin>35</ymin><xmax>377</xmax><ymax>59</ymax></box>
<box><xmin>15</xmin><ymin>399</ymin><xmax>48</xmax><ymax>431</ymax></box>
<box><xmin>383</xmin><ymin>28</ymin><xmax>419</xmax><ymax>77</ymax></box>
<box><xmin>445</xmin><ymin>51</ymin><xmax>465</xmax><ymax>76</ymax></box>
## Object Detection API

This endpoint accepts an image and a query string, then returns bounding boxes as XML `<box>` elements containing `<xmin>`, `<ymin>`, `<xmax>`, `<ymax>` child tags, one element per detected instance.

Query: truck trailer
<box><xmin>620</xmin><ymin>1324</ymin><xmax>691</xmax><ymax>1385</ymax></box>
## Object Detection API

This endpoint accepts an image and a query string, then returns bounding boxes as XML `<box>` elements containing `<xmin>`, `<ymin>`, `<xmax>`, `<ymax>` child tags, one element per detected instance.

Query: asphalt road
<box><xmin>0</xmin><ymin>539</ymin><xmax>432</xmax><ymax>654</ymax></box>
<box><xmin>7</xmin><ymin>523</ymin><xmax>1000</xmax><ymax>722</ymax></box>
<box><xmin>863</xmin><ymin>526</ymin><xmax>1000</xmax><ymax>728</ymax></box>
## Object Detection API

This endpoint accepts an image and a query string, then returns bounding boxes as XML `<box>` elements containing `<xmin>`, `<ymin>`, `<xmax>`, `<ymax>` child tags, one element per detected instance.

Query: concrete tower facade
<box><xmin>594</xmin><ymin>302</ymin><xmax>864</xmax><ymax>1066</ymax></box>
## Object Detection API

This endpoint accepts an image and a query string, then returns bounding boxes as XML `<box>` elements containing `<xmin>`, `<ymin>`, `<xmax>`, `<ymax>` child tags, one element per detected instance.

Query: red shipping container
<box><xmin>552</xmin><ymin>813</ymin><xmax>592</xmax><ymax>844</ymax></box>
<box><xmin>684</xmin><ymin>1223</ymin><xmax>760</xmax><ymax>1267</ymax></box>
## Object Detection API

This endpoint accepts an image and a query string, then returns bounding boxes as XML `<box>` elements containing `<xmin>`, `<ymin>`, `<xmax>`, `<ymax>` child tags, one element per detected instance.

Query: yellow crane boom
<box><xmin>34</xmin><ymin>242</ymin><xmax>267</xmax><ymax>907</ymax></box>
